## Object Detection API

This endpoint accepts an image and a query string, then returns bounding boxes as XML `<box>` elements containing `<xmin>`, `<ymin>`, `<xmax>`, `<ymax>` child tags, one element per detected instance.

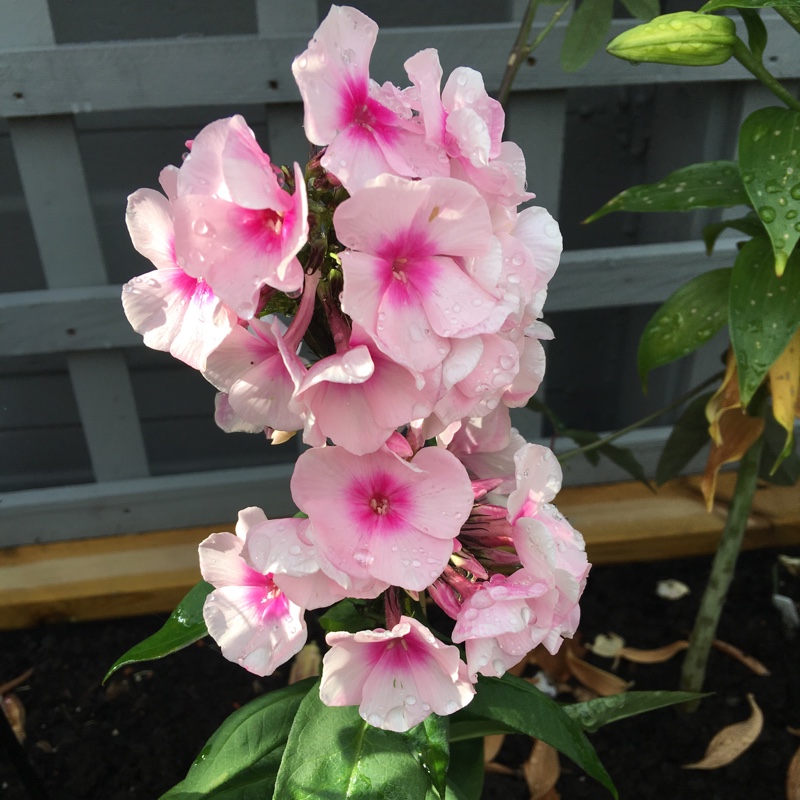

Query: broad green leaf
<box><xmin>561</xmin><ymin>428</ymin><xmax>602</xmax><ymax>466</ymax></box>
<box><xmin>701</xmin><ymin>0</ymin><xmax>800</xmax><ymax>10</ymax></box>
<box><xmin>730</xmin><ymin>237</ymin><xmax>800</xmax><ymax>404</ymax></box>
<box><xmin>655</xmin><ymin>391</ymin><xmax>715</xmax><ymax>484</ymax></box>
<box><xmin>273</xmin><ymin>686</ymin><xmax>433</xmax><ymax>799</ymax></box>
<box><xmin>702</xmin><ymin>213</ymin><xmax>763</xmax><ymax>255</ymax></box>
<box><xmin>585</xmin><ymin>161</ymin><xmax>748</xmax><ymax>223</ymax></box>
<box><xmin>450</xmin><ymin>674</ymin><xmax>617</xmax><ymax>797</ymax></box>
<box><xmin>438</xmin><ymin>739</ymin><xmax>484</xmax><ymax>800</ymax></box>
<box><xmin>407</xmin><ymin>716</ymin><xmax>449</xmax><ymax>800</ymax></box>
<box><xmin>318</xmin><ymin>600</ymin><xmax>380</xmax><ymax>634</ymax></box>
<box><xmin>738</xmin><ymin>107</ymin><xmax>800</xmax><ymax>276</ymax></box>
<box><xmin>638</xmin><ymin>268</ymin><xmax>732</xmax><ymax>389</ymax></box>
<box><xmin>562</xmin><ymin>428</ymin><xmax>652</xmax><ymax>489</ymax></box>
<box><xmin>561</xmin><ymin>0</ymin><xmax>614</xmax><ymax>73</ymax></box>
<box><xmin>104</xmin><ymin>580</ymin><xmax>212</xmax><ymax>683</ymax></box>
<box><xmin>738</xmin><ymin>7</ymin><xmax>768</xmax><ymax>59</ymax></box>
<box><xmin>160</xmin><ymin>678</ymin><xmax>315</xmax><ymax>800</ymax></box>
<box><xmin>564</xmin><ymin>691</ymin><xmax>707</xmax><ymax>733</ymax></box>
<box><xmin>619</xmin><ymin>0</ymin><xmax>660</xmax><ymax>20</ymax></box>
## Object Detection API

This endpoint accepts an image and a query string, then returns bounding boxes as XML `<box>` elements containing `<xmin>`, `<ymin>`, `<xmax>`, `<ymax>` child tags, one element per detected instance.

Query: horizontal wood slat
<box><xmin>1</xmin><ymin>17</ymin><xmax>796</xmax><ymax>117</ymax></box>
<box><xmin>2</xmin><ymin>473</ymin><xmax>798</xmax><ymax>629</ymax></box>
<box><xmin>0</xmin><ymin>239</ymin><xmax>740</xmax><ymax>356</ymax></box>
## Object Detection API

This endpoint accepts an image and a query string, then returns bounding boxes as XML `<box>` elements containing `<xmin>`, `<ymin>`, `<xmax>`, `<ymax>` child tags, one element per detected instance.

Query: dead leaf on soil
<box><xmin>712</xmin><ymin>638</ymin><xmax>771</xmax><ymax>676</ymax></box>
<box><xmin>0</xmin><ymin>668</ymin><xmax>33</xmax><ymax>696</ymax></box>
<box><xmin>779</xmin><ymin>555</ymin><xmax>800</xmax><ymax>578</ymax></box>
<box><xmin>530</xmin><ymin>644</ymin><xmax>572</xmax><ymax>684</ymax></box>
<box><xmin>485</xmin><ymin>762</ymin><xmax>517</xmax><ymax>776</ymax></box>
<box><xmin>656</xmin><ymin>579</ymin><xmax>691</xmax><ymax>600</ymax></box>
<box><xmin>565</xmin><ymin>645</ymin><xmax>630</xmax><ymax>696</ymax></box>
<box><xmin>618</xmin><ymin>640</ymin><xmax>689</xmax><ymax>664</ymax></box>
<box><xmin>2</xmin><ymin>694</ymin><xmax>26</xmax><ymax>743</ymax></box>
<box><xmin>683</xmin><ymin>693</ymin><xmax>763</xmax><ymax>770</ymax></box>
<box><xmin>524</xmin><ymin>739</ymin><xmax>560</xmax><ymax>800</ymax></box>
<box><xmin>484</xmin><ymin>734</ymin><xmax>505</xmax><ymax>764</ymax></box>
<box><xmin>788</xmin><ymin>744</ymin><xmax>800</xmax><ymax>800</ymax></box>
<box><xmin>586</xmin><ymin>633</ymin><xmax>626</xmax><ymax>659</ymax></box>
<box><xmin>788</xmin><ymin>727</ymin><xmax>800</xmax><ymax>737</ymax></box>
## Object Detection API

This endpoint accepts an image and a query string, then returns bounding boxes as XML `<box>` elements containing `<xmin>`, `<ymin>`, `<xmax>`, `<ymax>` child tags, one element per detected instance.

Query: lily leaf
<box><xmin>561</xmin><ymin>0</ymin><xmax>614</xmax><ymax>73</ymax></box>
<box><xmin>702</xmin><ymin>213</ymin><xmax>763</xmax><ymax>255</ymax></box>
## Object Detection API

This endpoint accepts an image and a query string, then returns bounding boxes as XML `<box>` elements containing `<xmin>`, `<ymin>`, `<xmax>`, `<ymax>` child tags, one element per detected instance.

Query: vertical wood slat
<box><xmin>506</xmin><ymin>90</ymin><xmax>568</xmax><ymax>439</ymax></box>
<box><xmin>7</xmin><ymin>0</ymin><xmax>149</xmax><ymax>482</ymax></box>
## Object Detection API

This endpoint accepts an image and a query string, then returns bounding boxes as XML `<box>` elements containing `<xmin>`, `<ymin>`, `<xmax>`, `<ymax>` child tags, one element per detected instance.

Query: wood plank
<box><xmin>2</xmin><ymin>473</ymin><xmax>799</xmax><ymax>629</ymax></box>
<box><xmin>0</xmin><ymin>16</ymin><xmax>796</xmax><ymax>117</ymax></box>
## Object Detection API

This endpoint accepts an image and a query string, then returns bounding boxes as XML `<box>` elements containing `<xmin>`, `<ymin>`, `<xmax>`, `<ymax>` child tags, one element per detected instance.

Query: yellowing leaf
<box><xmin>565</xmin><ymin>646</ymin><xmax>631</xmax><ymax>696</ymax></box>
<box><xmin>787</xmin><ymin>743</ymin><xmax>800</xmax><ymax>800</ymax></box>
<box><xmin>684</xmin><ymin>693</ymin><xmax>763</xmax><ymax>769</ymax></box>
<box><xmin>769</xmin><ymin>327</ymin><xmax>800</xmax><ymax>461</ymax></box>
<box><xmin>618</xmin><ymin>640</ymin><xmax>689</xmax><ymax>664</ymax></box>
<box><xmin>706</xmin><ymin>351</ymin><xmax>740</xmax><ymax>444</ymax></box>
<box><xmin>524</xmin><ymin>740</ymin><xmax>561</xmax><ymax>800</ymax></box>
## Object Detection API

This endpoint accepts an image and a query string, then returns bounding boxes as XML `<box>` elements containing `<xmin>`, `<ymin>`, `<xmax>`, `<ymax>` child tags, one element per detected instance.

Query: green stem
<box><xmin>678</xmin><ymin>432</ymin><xmax>764</xmax><ymax>706</ymax></box>
<box><xmin>558</xmin><ymin>371</ymin><xmax>723</xmax><ymax>463</ymax></box>
<box><xmin>528</xmin><ymin>0</ymin><xmax>572</xmax><ymax>57</ymax></box>
<box><xmin>498</xmin><ymin>0</ymin><xmax>539</xmax><ymax>107</ymax></box>
<box><xmin>776</xmin><ymin>6</ymin><xmax>800</xmax><ymax>36</ymax></box>
<box><xmin>732</xmin><ymin>38</ymin><xmax>800</xmax><ymax>112</ymax></box>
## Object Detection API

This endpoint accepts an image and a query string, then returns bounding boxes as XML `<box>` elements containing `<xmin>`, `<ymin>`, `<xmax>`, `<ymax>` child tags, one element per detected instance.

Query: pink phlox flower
<box><xmin>290</xmin><ymin>444</ymin><xmax>473</xmax><ymax>591</ymax></box>
<box><xmin>203</xmin><ymin>315</ymin><xmax>305</xmax><ymax>433</ymax></box>
<box><xmin>122</xmin><ymin>185</ymin><xmax>236</xmax><ymax>371</ymax></box>
<box><xmin>285</xmin><ymin>323</ymin><xmax>438</xmax><ymax>455</ymax></box>
<box><xmin>451</xmin><ymin>570</ymin><xmax>558</xmax><ymax>680</ymax></box>
<box><xmin>213</xmin><ymin>392</ymin><xmax>267</xmax><ymax>434</ymax></box>
<box><xmin>336</xmin><ymin>174</ymin><xmax>502</xmax><ymax>376</ymax></box>
<box><xmin>292</xmin><ymin>6</ymin><xmax>447</xmax><ymax>192</ymax></box>
<box><xmin>172</xmin><ymin>115</ymin><xmax>307</xmax><ymax>318</ymax></box>
<box><xmin>320</xmin><ymin>616</ymin><xmax>475</xmax><ymax>731</ymax></box>
<box><xmin>198</xmin><ymin>508</ymin><xmax>307</xmax><ymax>676</ymax></box>
<box><xmin>450</xmin><ymin>142</ymin><xmax>534</xmax><ymax>212</ymax></box>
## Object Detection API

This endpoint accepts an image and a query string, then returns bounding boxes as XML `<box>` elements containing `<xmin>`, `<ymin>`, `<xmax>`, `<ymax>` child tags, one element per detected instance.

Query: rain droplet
<box><xmin>289</xmin><ymin>545</ymin><xmax>301</xmax><ymax>556</ymax></box>
<box><xmin>193</xmin><ymin>218</ymin><xmax>213</xmax><ymax>236</ymax></box>
<box><xmin>492</xmin><ymin>658</ymin><xmax>506</xmax><ymax>675</ymax></box>
<box><xmin>404</xmin><ymin>695</ymin><xmax>417</xmax><ymax>706</ymax></box>
<box><xmin>758</xmin><ymin>206</ymin><xmax>776</xmax><ymax>223</ymax></box>
<box><xmin>790</xmin><ymin>183</ymin><xmax>800</xmax><ymax>200</ymax></box>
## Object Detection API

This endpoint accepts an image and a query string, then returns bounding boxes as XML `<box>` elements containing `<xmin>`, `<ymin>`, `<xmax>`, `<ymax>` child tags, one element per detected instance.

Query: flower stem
<box><xmin>678</xmin><ymin>431</ymin><xmax>764</xmax><ymax>707</ymax></box>
<box><xmin>732</xmin><ymin>38</ymin><xmax>800</xmax><ymax>112</ymax></box>
<box><xmin>558</xmin><ymin>370</ymin><xmax>723</xmax><ymax>463</ymax></box>
<box><xmin>498</xmin><ymin>0</ymin><xmax>539</xmax><ymax>107</ymax></box>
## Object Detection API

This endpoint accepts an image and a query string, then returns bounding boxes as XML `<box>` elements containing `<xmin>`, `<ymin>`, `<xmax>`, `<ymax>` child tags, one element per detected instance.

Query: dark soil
<box><xmin>2</xmin><ymin>545</ymin><xmax>799</xmax><ymax>800</ymax></box>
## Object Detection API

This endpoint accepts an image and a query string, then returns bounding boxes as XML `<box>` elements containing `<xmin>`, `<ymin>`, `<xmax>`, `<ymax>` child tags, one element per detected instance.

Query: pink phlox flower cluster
<box><xmin>123</xmin><ymin>3</ymin><xmax>589</xmax><ymax>734</ymax></box>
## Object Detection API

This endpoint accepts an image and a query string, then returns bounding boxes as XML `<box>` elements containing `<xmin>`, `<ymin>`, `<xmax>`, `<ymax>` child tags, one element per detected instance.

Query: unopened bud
<box><xmin>607</xmin><ymin>12</ymin><xmax>737</xmax><ymax>67</ymax></box>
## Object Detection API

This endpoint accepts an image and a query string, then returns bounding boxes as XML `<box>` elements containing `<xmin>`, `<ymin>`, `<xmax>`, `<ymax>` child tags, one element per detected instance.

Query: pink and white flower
<box><xmin>199</xmin><ymin>508</ymin><xmax>307</xmax><ymax>676</ymax></box>
<box><xmin>320</xmin><ymin>616</ymin><xmax>474</xmax><ymax>731</ymax></box>
<box><xmin>290</xmin><ymin>445</ymin><xmax>473</xmax><ymax>591</ymax></box>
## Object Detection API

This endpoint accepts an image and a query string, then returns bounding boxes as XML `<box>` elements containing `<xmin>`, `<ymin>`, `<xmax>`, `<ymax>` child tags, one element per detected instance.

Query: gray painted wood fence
<box><xmin>1</xmin><ymin>0</ymin><xmax>797</xmax><ymax>546</ymax></box>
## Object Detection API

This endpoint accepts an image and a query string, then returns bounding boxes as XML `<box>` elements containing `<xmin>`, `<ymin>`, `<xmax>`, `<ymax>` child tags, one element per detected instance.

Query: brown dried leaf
<box><xmin>684</xmin><ymin>693</ymin><xmax>763</xmax><ymax>770</ymax></box>
<box><xmin>531</xmin><ymin>644</ymin><xmax>571</xmax><ymax>684</ymax></box>
<box><xmin>484</xmin><ymin>734</ymin><xmax>505</xmax><ymax>764</ymax></box>
<box><xmin>508</xmin><ymin>655</ymin><xmax>528</xmax><ymax>677</ymax></box>
<box><xmin>485</xmin><ymin>762</ymin><xmax>517</xmax><ymax>776</ymax></box>
<box><xmin>618</xmin><ymin>640</ymin><xmax>689</xmax><ymax>664</ymax></box>
<box><xmin>788</xmin><ymin>727</ymin><xmax>800</xmax><ymax>737</ymax></box>
<box><xmin>288</xmin><ymin>642</ymin><xmax>321</xmax><ymax>685</ymax></box>
<box><xmin>565</xmin><ymin>645</ymin><xmax>630</xmax><ymax>696</ymax></box>
<box><xmin>524</xmin><ymin>739</ymin><xmax>560</xmax><ymax>800</ymax></box>
<box><xmin>2</xmin><ymin>694</ymin><xmax>26</xmax><ymax>743</ymax></box>
<box><xmin>712</xmin><ymin>638</ymin><xmax>771</xmax><ymax>676</ymax></box>
<box><xmin>788</xmin><ymin>744</ymin><xmax>800</xmax><ymax>800</ymax></box>
<box><xmin>0</xmin><ymin>668</ymin><xmax>33</xmax><ymax>696</ymax></box>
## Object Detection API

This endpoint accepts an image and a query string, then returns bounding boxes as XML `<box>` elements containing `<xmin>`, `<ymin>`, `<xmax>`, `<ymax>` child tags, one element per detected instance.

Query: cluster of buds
<box><xmin>122</xmin><ymin>5</ymin><xmax>589</xmax><ymax>732</ymax></box>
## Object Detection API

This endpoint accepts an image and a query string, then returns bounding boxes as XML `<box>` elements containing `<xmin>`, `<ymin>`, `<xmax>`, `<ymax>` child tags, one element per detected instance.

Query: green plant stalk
<box><xmin>776</xmin><ymin>6</ymin><xmax>800</xmax><ymax>37</ymax></box>
<box><xmin>731</xmin><ymin>38</ymin><xmax>800</xmax><ymax>112</ymax></box>
<box><xmin>497</xmin><ymin>0</ymin><xmax>571</xmax><ymax>107</ymax></box>
<box><xmin>678</xmin><ymin>431</ymin><xmax>764</xmax><ymax>705</ymax></box>
<box><xmin>558</xmin><ymin>370</ymin><xmax>723</xmax><ymax>463</ymax></box>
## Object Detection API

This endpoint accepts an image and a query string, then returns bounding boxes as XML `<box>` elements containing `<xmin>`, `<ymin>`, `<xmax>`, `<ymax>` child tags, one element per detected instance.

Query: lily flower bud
<box><xmin>607</xmin><ymin>12</ymin><xmax>737</xmax><ymax>67</ymax></box>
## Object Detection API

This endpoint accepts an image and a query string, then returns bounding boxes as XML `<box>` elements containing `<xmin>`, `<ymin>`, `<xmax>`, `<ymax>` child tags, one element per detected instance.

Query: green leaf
<box><xmin>700</xmin><ymin>0</ymin><xmax>800</xmax><ymax>10</ymax></box>
<box><xmin>619</xmin><ymin>0</ymin><xmax>660</xmax><ymax>20</ymax></box>
<box><xmin>406</xmin><ymin>716</ymin><xmax>449</xmax><ymax>800</ymax></box>
<box><xmin>564</xmin><ymin>691</ymin><xmax>707</xmax><ymax>733</ymax></box>
<box><xmin>273</xmin><ymin>687</ymin><xmax>434</xmax><ymax>799</ymax></box>
<box><xmin>702</xmin><ymin>213</ymin><xmax>764</xmax><ymax>255</ymax></box>
<box><xmin>104</xmin><ymin>580</ymin><xmax>212</xmax><ymax>683</ymax></box>
<box><xmin>738</xmin><ymin>106</ymin><xmax>800</xmax><ymax>276</ymax></box>
<box><xmin>160</xmin><ymin>678</ymin><xmax>315</xmax><ymax>800</ymax></box>
<box><xmin>561</xmin><ymin>0</ymin><xmax>614</xmax><ymax>73</ymax></box>
<box><xmin>595</xmin><ymin>441</ymin><xmax>653</xmax><ymax>490</ymax></box>
<box><xmin>585</xmin><ymin>161</ymin><xmax>748</xmax><ymax>223</ymax></box>
<box><xmin>561</xmin><ymin>428</ymin><xmax>602</xmax><ymax>466</ymax></box>
<box><xmin>318</xmin><ymin>600</ymin><xmax>384</xmax><ymax>634</ymax></box>
<box><xmin>451</xmin><ymin>674</ymin><xmax>617</xmax><ymax>797</ymax></box>
<box><xmin>638</xmin><ymin>268</ymin><xmax>732</xmax><ymax>389</ymax></box>
<box><xmin>729</xmin><ymin>237</ymin><xmax>800</xmax><ymax>404</ymax></box>
<box><xmin>656</xmin><ymin>391</ymin><xmax>715</xmax><ymax>484</ymax></box>
<box><xmin>439</xmin><ymin>739</ymin><xmax>484</xmax><ymax>800</ymax></box>
<box><xmin>738</xmin><ymin>8</ymin><xmax>768</xmax><ymax>59</ymax></box>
